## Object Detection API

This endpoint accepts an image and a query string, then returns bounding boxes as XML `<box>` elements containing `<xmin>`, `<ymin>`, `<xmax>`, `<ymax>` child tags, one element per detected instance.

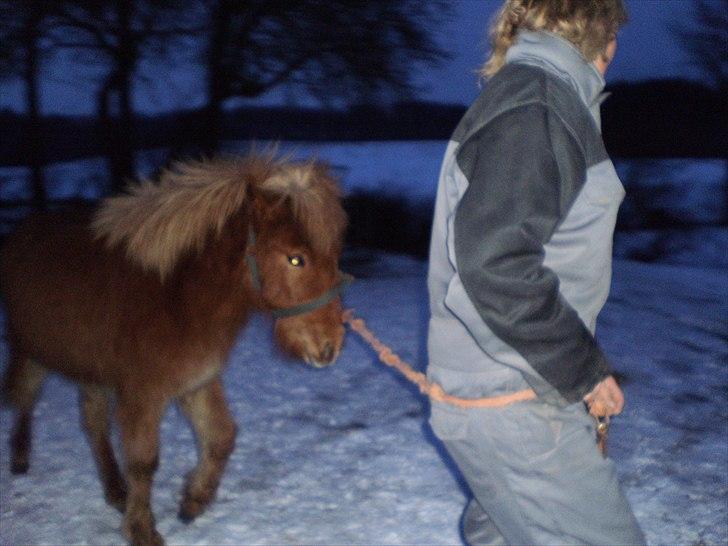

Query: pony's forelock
<box><xmin>258</xmin><ymin>161</ymin><xmax>346</xmax><ymax>258</ymax></box>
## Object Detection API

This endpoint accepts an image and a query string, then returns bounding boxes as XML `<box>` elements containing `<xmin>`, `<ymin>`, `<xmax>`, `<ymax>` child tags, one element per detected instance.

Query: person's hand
<box><xmin>583</xmin><ymin>375</ymin><xmax>624</xmax><ymax>418</ymax></box>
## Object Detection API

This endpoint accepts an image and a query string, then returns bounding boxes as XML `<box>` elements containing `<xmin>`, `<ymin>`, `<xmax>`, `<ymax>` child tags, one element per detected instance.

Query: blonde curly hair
<box><xmin>482</xmin><ymin>0</ymin><xmax>628</xmax><ymax>78</ymax></box>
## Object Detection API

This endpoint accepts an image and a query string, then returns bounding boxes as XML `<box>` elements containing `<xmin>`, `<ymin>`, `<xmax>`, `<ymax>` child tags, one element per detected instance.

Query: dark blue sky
<box><xmin>0</xmin><ymin>0</ymin><xmax>716</xmax><ymax>115</ymax></box>
<box><xmin>418</xmin><ymin>0</ymin><xmax>713</xmax><ymax>105</ymax></box>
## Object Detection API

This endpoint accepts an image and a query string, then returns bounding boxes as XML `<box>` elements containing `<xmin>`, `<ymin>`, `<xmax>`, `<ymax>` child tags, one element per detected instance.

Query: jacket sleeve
<box><xmin>453</xmin><ymin>102</ymin><xmax>610</xmax><ymax>403</ymax></box>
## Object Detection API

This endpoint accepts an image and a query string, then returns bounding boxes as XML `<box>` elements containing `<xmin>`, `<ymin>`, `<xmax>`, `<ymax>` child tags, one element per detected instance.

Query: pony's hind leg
<box><xmin>177</xmin><ymin>377</ymin><xmax>237</xmax><ymax>523</ymax></box>
<box><xmin>79</xmin><ymin>384</ymin><xmax>127</xmax><ymax>512</ymax></box>
<box><xmin>1</xmin><ymin>355</ymin><xmax>47</xmax><ymax>474</ymax></box>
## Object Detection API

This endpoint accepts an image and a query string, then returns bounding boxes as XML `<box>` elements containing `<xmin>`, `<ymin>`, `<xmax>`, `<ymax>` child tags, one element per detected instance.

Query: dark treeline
<box><xmin>0</xmin><ymin>101</ymin><xmax>467</xmax><ymax>166</ymax></box>
<box><xmin>1</xmin><ymin>78</ymin><xmax>726</xmax><ymax>168</ymax></box>
<box><xmin>602</xmin><ymin>80</ymin><xmax>727</xmax><ymax>158</ymax></box>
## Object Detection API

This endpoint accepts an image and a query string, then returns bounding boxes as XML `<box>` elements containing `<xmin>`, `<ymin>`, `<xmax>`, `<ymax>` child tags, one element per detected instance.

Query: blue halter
<box><xmin>245</xmin><ymin>227</ymin><xmax>353</xmax><ymax>319</ymax></box>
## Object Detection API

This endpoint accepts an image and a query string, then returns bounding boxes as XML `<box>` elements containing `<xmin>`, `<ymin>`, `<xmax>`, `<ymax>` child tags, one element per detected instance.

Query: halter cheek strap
<box><xmin>245</xmin><ymin>227</ymin><xmax>353</xmax><ymax>319</ymax></box>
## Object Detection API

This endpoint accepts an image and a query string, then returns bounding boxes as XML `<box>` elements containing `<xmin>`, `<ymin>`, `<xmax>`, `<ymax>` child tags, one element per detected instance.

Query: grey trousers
<box><xmin>430</xmin><ymin>399</ymin><xmax>646</xmax><ymax>546</ymax></box>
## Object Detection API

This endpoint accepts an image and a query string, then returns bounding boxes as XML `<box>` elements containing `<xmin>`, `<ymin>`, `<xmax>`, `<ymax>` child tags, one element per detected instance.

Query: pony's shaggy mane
<box><xmin>92</xmin><ymin>153</ymin><xmax>345</xmax><ymax>280</ymax></box>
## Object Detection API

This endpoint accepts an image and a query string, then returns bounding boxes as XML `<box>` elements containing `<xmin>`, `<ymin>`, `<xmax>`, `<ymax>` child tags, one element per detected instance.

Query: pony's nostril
<box><xmin>320</xmin><ymin>342</ymin><xmax>335</xmax><ymax>363</ymax></box>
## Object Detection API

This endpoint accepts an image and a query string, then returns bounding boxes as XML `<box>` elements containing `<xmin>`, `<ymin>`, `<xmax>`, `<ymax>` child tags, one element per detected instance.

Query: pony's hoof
<box><xmin>177</xmin><ymin>508</ymin><xmax>195</xmax><ymax>524</ymax></box>
<box><xmin>130</xmin><ymin>531</ymin><xmax>164</xmax><ymax>546</ymax></box>
<box><xmin>125</xmin><ymin>522</ymin><xmax>164</xmax><ymax>546</ymax></box>
<box><xmin>10</xmin><ymin>458</ymin><xmax>29</xmax><ymax>474</ymax></box>
<box><xmin>178</xmin><ymin>495</ymin><xmax>207</xmax><ymax>524</ymax></box>
<box><xmin>124</xmin><ymin>511</ymin><xmax>164</xmax><ymax>546</ymax></box>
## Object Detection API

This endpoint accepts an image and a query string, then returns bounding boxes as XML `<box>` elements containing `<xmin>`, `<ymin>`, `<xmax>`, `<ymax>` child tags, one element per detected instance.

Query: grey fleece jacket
<box><xmin>427</xmin><ymin>30</ymin><xmax>625</xmax><ymax>408</ymax></box>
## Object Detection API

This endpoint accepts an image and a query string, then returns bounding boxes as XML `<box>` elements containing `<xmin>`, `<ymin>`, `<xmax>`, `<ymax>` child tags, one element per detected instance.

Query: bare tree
<box><xmin>671</xmin><ymin>0</ymin><xmax>728</xmax><ymax>90</ymax></box>
<box><xmin>671</xmin><ymin>0</ymin><xmax>728</xmax><ymax>221</ymax></box>
<box><xmin>49</xmin><ymin>0</ymin><xmax>198</xmax><ymax>191</ymax></box>
<box><xmin>0</xmin><ymin>0</ymin><xmax>54</xmax><ymax>209</ymax></box>
<box><xmin>199</xmin><ymin>0</ymin><xmax>450</xmax><ymax>151</ymax></box>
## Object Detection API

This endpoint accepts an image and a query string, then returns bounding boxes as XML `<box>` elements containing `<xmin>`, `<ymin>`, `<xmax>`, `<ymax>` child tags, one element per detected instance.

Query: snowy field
<box><xmin>0</xmin><ymin>250</ymin><xmax>726</xmax><ymax>546</ymax></box>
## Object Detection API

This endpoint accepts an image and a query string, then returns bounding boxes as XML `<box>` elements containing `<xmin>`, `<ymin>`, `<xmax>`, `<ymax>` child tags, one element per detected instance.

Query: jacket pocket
<box><xmin>506</xmin><ymin>402</ymin><xmax>563</xmax><ymax>463</ymax></box>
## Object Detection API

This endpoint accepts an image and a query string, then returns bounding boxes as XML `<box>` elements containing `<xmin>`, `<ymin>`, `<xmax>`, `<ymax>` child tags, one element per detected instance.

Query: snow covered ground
<box><xmin>0</xmin><ymin>249</ymin><xmax>726</xmax><ymax>546</ymax></box>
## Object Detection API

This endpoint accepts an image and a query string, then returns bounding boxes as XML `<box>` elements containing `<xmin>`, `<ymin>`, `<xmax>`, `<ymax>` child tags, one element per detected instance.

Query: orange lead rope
<box><xmin>343</xmin><ymin>309</ymin><xmax>608</xmax><ymax>456</ymax></box>
<box><xmin>342</xmin><ymin>309</ymin><xmax>537</xmax><ymax>408</ymax></box>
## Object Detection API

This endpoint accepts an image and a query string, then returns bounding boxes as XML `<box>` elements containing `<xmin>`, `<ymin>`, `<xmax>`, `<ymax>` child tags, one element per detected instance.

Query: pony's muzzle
<box><xmin>320</xmin><ymin>342</ymin><xmax>336</xmax><ymax>365</ymax></box>
<box><xmin>307</xmin><ymin>342</ymin><xmax>337</xmax><ymax>368</ymax></box>
<box><xmin>274</xmin><ymin>306</ymin><xmax>344</xmax><ymax>369</ymax></box>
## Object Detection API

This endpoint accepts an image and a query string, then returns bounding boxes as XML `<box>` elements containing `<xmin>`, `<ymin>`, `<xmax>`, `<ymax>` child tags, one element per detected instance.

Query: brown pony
<box><xmin>0</xmin><ymin>153</ymin><xmax>348</xmax><ymax>546</ymax></box>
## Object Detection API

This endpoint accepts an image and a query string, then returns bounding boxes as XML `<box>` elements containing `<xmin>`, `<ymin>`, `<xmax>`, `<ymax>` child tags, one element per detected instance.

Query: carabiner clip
<box><xmin>595</xmin><ymin>415</ymin><xmax>610</xmax><ymax>457</ymax></box>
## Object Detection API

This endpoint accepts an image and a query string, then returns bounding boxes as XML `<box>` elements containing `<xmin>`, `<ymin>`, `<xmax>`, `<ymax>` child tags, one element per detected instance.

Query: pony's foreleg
<box><xmin>2</xmin><ymin>355</ymin><xmax>47</xmax><ymax>474</ymax></box>
<box><xmin>79</xmin><ymin>385</ymin><xmax>127</xmax><ymax>512</ymax></box>
<box><xmin>117</xmin><ymin>394</ymin><xmax>165</xmax><ymax>546</ymax></box>
<box><xmin>177</xmin><ymin>377</ymin><xmax>237</xmax><ymax>523</ymax></box>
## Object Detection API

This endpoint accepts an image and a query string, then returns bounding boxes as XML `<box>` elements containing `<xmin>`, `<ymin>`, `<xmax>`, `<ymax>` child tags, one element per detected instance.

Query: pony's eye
<box><xmin>287</xmin><ymin>255</ymin><xmax>305</xmax><ymax>267</ymax></box>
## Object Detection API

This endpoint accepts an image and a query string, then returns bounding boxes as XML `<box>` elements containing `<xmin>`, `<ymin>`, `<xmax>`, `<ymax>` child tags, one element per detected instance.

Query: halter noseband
<box><xmin>245</xmin><ymin>227</ymin><xmax>352</xmax><ymax>319</ymax></box>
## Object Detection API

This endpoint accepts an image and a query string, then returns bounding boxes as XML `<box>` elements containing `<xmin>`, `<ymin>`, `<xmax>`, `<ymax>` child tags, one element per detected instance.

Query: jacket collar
<box><xmin>505</xmin><ymin>30</ymin><xmax>606</xmax><ymax>110</ymax></box>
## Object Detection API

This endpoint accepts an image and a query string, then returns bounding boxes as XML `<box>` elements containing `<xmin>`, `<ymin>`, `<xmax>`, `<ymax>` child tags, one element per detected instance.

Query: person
<box><xmin>426</xmin><ymin>0</ymin><xmax>646</xmax><ymax>544</ymax></box>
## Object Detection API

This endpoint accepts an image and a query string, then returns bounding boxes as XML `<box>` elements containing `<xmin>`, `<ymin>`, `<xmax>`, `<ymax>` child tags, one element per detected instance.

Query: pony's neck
<box><xmin>169</xmin><ymin>214</ymin><xmax>257</xmax><ymax>348</ymax></box>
